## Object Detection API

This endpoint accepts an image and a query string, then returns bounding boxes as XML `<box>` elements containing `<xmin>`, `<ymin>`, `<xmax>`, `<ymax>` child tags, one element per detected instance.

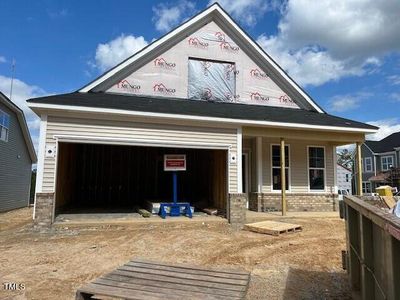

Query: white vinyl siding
<box><xmin>261</xmin><ymin>139</ymin><xmax>334</xmax><ymax>193</ymax></box>
<box><xmin>42</xmin><ymin>115</ymin><xmax>238</xmax><ymax>193</ymax></box>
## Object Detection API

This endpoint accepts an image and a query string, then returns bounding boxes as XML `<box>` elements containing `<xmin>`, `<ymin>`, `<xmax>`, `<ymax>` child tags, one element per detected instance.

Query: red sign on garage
<box><xmin>164</xmin><ymin>154</ymin><xmax>186</xmax><ymax>171</ymax></box>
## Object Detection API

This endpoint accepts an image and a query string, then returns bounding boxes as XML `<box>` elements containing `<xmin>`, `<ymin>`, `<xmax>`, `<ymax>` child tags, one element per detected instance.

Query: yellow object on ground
<box><xmin>376</xmin><ymin>185</ymin><xmax>393</xmax><ymax>196</ymax></box>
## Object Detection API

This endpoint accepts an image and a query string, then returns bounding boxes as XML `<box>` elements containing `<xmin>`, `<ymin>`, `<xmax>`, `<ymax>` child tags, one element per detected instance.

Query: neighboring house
<box><xmin>27</xmin><ymin>4</ymin><xmax>377</xmax><ymax>226</ymax></box>
<box><xmin>336</xmin><ymin>163</ymin><xmax>352</xmax><ymax>196</ymax></box>
<box><xmin>357</xmin><ymin>132</ymin><xmax>400</xmax><ymax>193</ymax></box>
<box><xmin>0</xmin><ymin>92</ymin><xmax>37</xmax><ymax>212</ymax></box>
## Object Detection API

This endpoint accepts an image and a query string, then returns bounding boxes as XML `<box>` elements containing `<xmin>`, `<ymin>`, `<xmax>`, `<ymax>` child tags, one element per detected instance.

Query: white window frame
<box><xmin>0</xmin><ymin>109</ymin><xmax>10</xmax><ymax>142</ymax></box>
<box><xmin>364</xmin><ymin>157</ymin><xmax>373</xmax><ymax>172</ymax></box>
<box><xmin>381</xmin><ymin>156</ymin><xmax>393</xmax><ymax>171</ymax></box>
<box><xmin>362</xmin><ymin>181</ymin><xmax>371</xmax><ymax>194</ymax></box>
<box><xmin>345</xmin><ymin>173</ymin><xmax>350</xmax><ymax>182</ymax></box>
<box><xmin>307</xmin><ymin>146</ymin><xmax>326</xmax><ymax>192</ymax></box>
<box><xmin>270</xmin><ymin>144</ymin><xmax>291</xmax><ymax>192</ymax></box>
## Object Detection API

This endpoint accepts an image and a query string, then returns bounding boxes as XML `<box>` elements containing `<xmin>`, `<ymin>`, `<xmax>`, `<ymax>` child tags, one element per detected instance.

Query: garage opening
<box><xmin>54</xmin><ymin>142</ymin><xmax>227</xmax><ymax>217</ymax></box>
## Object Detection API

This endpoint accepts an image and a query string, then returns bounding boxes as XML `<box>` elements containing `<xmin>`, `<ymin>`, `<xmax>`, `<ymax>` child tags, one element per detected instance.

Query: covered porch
<box><xmin>239</xmin><ymin>126</ymin><xmax>366</xmax><ymax>215</ymax></box>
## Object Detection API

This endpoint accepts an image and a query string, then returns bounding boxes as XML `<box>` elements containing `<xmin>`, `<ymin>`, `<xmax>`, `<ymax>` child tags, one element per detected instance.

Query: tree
<box><xmin>337</xmin><ymin>148</ymin><xmax>353</xmax><ymax>169</ymax></box>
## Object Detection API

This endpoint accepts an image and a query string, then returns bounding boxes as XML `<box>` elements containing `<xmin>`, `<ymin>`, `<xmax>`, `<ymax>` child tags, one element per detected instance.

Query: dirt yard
<box><xmin>0</xmin><ymin>208</ymin><xmax>350</xmax><ymax>300</ymax></box>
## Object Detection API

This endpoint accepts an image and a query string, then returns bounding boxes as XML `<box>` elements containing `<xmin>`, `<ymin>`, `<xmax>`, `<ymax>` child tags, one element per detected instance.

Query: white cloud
<box><xmin>47</xmin><ymin>8</ymin><xmax>68</xmax><ymax>19</ymax></box>
<box><xmin>256</xmin><ymin>0</ymin><xmax>400</xmax><ymax>86</ymax></box>
<box><xmin>366</xmin><ymin>118</ymin><xmax>400</xmax><ymax>141</ymax></box>
<box><xmin>337</xmin><ymin>144</ymin><xmax>356</xmax><ymax>154</ymax></box>
<box><xmin>257</xmin><ymin>35</ymin><xmax>370</xmax><ymax>86</ymax></box>
<box><xmin>390</xmin><ymin>92</ymin><xmax>400</xmax><ymax>102</ymax></box>
<box><xmin>210</xmin><ymin>0</ymin><xmax>271</xmax><ymax>27</ymax></box>
<box><xmin>152</xmin><ymin>1</ymin><xmax>196</xmax><ymax>33</ymax></box>
<box><xmin>0</xmin><ymin>75</ymin><xmax>47</xmax><ymax>150</ymax></box>
<box><xmin>328</xmin><ymin>92</ymin><xmax>371</xmax><ymax>113</ymax></box>
<box><xmin>0</xmin><ymin>56</ymin><xmax>6</xmax><ymax>63</ymax></box>
<box><xmin>387</xmin><ymin>75</ymin><xmax>400</xmax><ymax>85</ymax></box>
<box><xmin>277</xmin><ymin>0</ymin><xmax>400</xmax><ymax>59</ymax></box>
<box><xmin>93</xmin><ymin>34</ymin><xmax>148</xmax><ymax>71</ymax></box>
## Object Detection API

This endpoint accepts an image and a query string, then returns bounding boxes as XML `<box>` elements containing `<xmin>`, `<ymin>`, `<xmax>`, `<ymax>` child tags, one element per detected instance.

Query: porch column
<box><xmin>256</xmin><ymin>137</ymin><xmax>263</xmax><ymax>192</ymax></box>
<box><xmin>237</xmin><ymin>127</ymin><xmax>243</xmax><ymax>193</ymax></box>
<box><xmin>280</xmin><ymin>138</ymin><xmax>287</xmax><ymax>215</ymax></box>
<box><xmin>356</xmin><ymin>142</ymin><xmax>363</xmax><ymax>196</ymax></box>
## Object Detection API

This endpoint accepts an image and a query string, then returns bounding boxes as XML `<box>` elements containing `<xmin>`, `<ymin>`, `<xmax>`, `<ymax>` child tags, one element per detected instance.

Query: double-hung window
<box><xmin>381</xmin><ymin>156</ymin><xmax>393</xmax><ymax>171</ymax></box>
<box><xmin>271</xmin><ymin>145</ymin><xmax>289</xmax><ymax>191</ymax></box>
<box><xmin>0</xmin><ymin>109</ymin><xmax>10</xmax><ymax>142</ymax></box>
<box><xmin>364</xmin><ymin>157</ymin><xmax>373</xmax><ymax>172</ymax></box>
<box><xmin>362</xmin><ymin>182</ymin><xmax>371</xmax><ymax>194</ymax></box>
<box><xmin>308</xmin><ymin>147</ymin><xmax>325</xmax><ymax>191</ymax></box>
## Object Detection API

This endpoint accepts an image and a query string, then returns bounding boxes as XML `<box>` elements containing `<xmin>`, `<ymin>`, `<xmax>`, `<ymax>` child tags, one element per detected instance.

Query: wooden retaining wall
<box><xmin>342</xmin><ymin>195</ymin><xmax>400</xmax><ymax>300</ymax></box>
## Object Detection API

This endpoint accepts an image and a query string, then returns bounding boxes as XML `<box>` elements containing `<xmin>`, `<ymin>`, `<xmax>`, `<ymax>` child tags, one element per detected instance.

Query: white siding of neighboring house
<box><xmin>337</xmin><ymin>164</ymin><xmax>352</xmax><ymax>195</ymax></box>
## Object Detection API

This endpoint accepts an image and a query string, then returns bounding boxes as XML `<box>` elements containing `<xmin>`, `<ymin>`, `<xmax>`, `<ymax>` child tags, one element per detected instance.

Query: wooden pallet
<box><xmin>244</xmin><ymin>220</ymin><xmax>302</xmax><ymax>236</ymax></box>
<box><xmin>76</xmin><ymin>258</ymin><xmax>250</xmax><ymax>300</ymax></box>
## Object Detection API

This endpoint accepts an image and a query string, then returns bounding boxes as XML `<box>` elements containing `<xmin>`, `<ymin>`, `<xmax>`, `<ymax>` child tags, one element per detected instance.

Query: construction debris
<box><xmin>203</xmin><ymin>208</ymin><xmax>218</xmax><ymax>215</ymax></box>
<box><xmin>137</xmin><ymin>209</ymin><xmax>151</xmax><ymax>218</ymax></box>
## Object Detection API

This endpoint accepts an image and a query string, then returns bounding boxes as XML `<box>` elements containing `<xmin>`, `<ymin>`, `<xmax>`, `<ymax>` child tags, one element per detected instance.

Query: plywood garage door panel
<box><xmin>42</xmin><ymin>116</ymin><xmax>238</xmax><ymax>193</ymax></box>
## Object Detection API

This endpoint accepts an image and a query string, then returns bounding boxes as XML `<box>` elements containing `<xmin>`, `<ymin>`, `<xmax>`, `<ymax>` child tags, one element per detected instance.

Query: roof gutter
<box><xmin>28</xmin><ymin>102</ymin><xmax>377</xmax><ymax>134</ymax></box>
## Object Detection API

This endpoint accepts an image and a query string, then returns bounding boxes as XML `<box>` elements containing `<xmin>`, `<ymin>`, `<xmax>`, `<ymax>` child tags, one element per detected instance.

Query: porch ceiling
<box><xmin>243</xmin><ymin>127</ymin><xmax>365</xmax><ymax>145</ymax></box>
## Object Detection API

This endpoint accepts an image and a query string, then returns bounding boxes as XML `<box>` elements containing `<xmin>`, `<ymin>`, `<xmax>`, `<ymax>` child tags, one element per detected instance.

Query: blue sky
<box><xmin>0</xmin><ymin>0</ymin><xmax>399</xmax><ymax>149</ymax></box>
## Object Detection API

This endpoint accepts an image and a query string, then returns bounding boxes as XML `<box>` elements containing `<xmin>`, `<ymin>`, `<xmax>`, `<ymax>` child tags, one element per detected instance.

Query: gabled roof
<box><xmin>79</xmin><ymin>3</ymin><xmax>325</xmax><ymax>113</ymax></box>
<box><xmin>27</xmin><ymin>92</ymin><xmax>378</xmax><ymax>133</ymax></box>
<box><xmin>365</xmin><ymin>132</ymin><xmax>400</xmax><ymax>153</ymax></box>
<box><xmin>0</xmin><ymin>92</ymin><xmax>37</xmax><ymax>162</ymax></box>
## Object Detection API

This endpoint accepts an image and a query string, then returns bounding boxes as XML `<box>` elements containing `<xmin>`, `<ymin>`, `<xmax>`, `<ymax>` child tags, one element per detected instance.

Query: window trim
<box><xmin>270</xmin><ymin>143</ymin><xmax>291</xmax><ymax>192</ymax></box>
<box><xmin>307</xmin><ymin>145</ymin><xmax>326</xmax><ymax>192</ymax></box>
<box><xmin>381</xmin><ymin>155</ymin><xmax>393</xmax><ymax>171</ymax></box>
<box><xmin>362</xmin><ymin>181</ymin><xmax>372</xmax><ymax>194</ymax></box>
<box><xmin>0</xmin><ymin>109</ymin><xmax>10</xmax><ymax>142</ymax></box>
<box><xmin>364</xmin><ymin>157</ymin><xmax>373</xmax><ymax>172</ymax></box>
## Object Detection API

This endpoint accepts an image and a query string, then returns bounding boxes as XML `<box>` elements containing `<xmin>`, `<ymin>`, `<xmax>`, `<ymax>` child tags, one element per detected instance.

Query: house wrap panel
<box><xmin>107</xmin><ymin>21</ymin><xmax>300</xmax><ymax>109</ymax></box>
<box><xmin>42</xmin><ymin>116</ymin><xmax>238</xmax><ymax>193</ymax></box>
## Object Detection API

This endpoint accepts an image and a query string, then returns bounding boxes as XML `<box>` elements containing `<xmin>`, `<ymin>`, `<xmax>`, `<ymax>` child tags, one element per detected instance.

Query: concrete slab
<box><xmin>53</xmin><ymin>212</ymin><xmax>226</xmax><ymax>228</ymax></box>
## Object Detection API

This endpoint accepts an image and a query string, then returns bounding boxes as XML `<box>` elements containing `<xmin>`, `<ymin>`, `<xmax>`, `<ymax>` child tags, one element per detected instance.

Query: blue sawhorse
<box><xmin>159</xmin><ymin>171</ymin><xmax>192</xmax><ymax>219</ymax></box>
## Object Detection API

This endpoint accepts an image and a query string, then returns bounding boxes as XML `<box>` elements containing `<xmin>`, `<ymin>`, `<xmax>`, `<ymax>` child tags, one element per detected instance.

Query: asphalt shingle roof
<box><xmin>28</xmin><ymin>92</ymin><xmax>377</xmax><ymax>131</ymax></box>
<box><xmin>365</xmin><ymin>132</ymin><xmax>400</xmax><ymax>153</ymax></box>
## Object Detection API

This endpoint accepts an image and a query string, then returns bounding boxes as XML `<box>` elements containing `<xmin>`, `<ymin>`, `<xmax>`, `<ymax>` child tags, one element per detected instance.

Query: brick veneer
<box><xmin>249</xmin><ymin>192</ymin><xmax>338</xmax><ymax>212</ymax></box>
<box><xmin>228</xmin><ymin>193</ymin><xmax>247</xmax><ymax>230</ymax></box>
<box><xmin>34</xmin><ymin>192</ymin><xmax>54</xmax><ymax>229</ymax></box>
